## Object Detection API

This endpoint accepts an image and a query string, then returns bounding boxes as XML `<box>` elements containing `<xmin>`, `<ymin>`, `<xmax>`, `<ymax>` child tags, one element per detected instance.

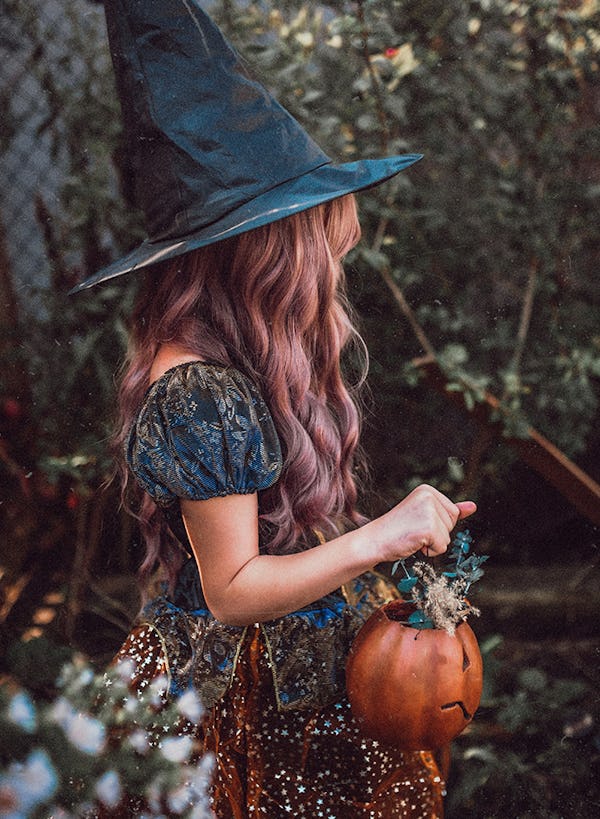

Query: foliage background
<box><xmin>1</xmin><ymin>1</ymin><xmax>599</xmax><ymax>816</ymax></box>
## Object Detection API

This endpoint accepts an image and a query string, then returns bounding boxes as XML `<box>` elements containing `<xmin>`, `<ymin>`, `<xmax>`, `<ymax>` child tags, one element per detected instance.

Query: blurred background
<box><xmin>1</xmin><ymin>1</ymin><xmax>599</xmax><ymax>815</ymax></box>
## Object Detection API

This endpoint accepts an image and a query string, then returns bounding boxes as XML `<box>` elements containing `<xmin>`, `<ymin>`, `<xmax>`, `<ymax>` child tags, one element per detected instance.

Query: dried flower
<box><xmin>411</xmin><ymin>563</ymin><xmax>479</xmax><ymax>636</ymax></box>
<box><xmin>393</xmin><ymin>530</ymin><xmax>487</xmax><ymax>634</ymax></box>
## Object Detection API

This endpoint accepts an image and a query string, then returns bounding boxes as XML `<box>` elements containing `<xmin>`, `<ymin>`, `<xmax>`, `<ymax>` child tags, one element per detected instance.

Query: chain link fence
<box><xmin>1</xmin><ymin>0</ymin><xmax>130</xmax><ymax>304</ymax></box>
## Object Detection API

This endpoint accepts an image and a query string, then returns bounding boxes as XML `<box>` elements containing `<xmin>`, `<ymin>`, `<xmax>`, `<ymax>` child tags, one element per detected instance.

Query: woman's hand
<box><xmin>365</xmin><ymin>484</ymin><xmax>477</xmax><ymax>565</ymax></box>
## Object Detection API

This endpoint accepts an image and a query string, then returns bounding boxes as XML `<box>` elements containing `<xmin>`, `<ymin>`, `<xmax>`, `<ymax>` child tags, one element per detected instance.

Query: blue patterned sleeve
<box><xmin>126</xmin><ymin>362</ymin><xmax>282</xmax><ymax>506</ymax></box>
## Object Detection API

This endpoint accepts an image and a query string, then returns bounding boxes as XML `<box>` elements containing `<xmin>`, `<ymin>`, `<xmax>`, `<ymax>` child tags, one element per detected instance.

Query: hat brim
<box><xmin>70</xmin><ymin>154</ymin><xmax>422</xmax><ymax>293</ymax></box>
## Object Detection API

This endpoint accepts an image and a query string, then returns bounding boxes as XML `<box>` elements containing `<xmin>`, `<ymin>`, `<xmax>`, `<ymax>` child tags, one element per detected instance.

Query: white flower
<box><xmin>389</xmin><ymin>43</ymin><xmax>419</xmax><ymax>78</ymax></box>
<box><xmin>0</xmin><ymin>749</ymin><xmax>58</xmax><ymax>815</ymax></box>
<box><xmin>114</xmin><ymin>657</ymin><xmax>136</xmax><ymax>683</ymax></box>
<box><xmin>66</xmin><ymin>712</ymin><xmax>106</xmax><ymax>754</ymax></box>
<box><xmin>23</xmin><ymin>749</ymin><xmax>58</xmax><ymax>802</ymax></box>
<box><xmin>189</xmin><ymin>753</ymin><xmax>215</xmax><ymax>794</ymax></box>
<box><xmin>161</xmin><ymin>735</ymin><xmax>193</xmax><ymax>763</ymax></box>
<box><xmin>49</xmin><ymin>699</ymin><xmax>105</xmax><ymax>754</ymax></box>
<box><xmin>176</xmin><ymin>689</ymin><xmax>203</xmax><ymax>723</ymax></box>
<box><xmin>75</xmin><ymin>668</ymin><xmax>94</xmax><ymax>688</ymax></box>
<box><xmin>149</xmin><ymin>675</ymin><xmax>169</xmax><ymax>704</ymax></box>
<box><xmin>468</xmin><ymin>18</ymin><xmax>481</xmax><ymax>36</ymax></box>
<box><xmin>95</xmin><ymin>770</ymin><xmax>122</xmax><ymax>808</ymax></box>
<box><xmin>123</xmin><ymin>697</ymin><xmax>139</xmax><ymax>715</ymax></box>
<box><xmin>145</xmin><ymin>782</ymin><xmax>162</xmax><ymax>812</ymax></box>
<box><xmin>295</xmin><ymin>31</ymin><xmax>314</xmax><ymax>48</ymax></box>
<box><xmin>166</xmin><ymin>783</ymin><xmax>192</xmax><ymax>813</ymax></box>
<box><xmin>49</xmin><ymin>696</ymin><xmax>76</xmax><ymax>731</ymax></box>
<box><xmin>8</xmin><ymin>691</ymin><xmax>37</xmax><ymax>733</ymax></box>
<box><xmin>128</xmin><ymin>728</ymin><xmax>149</xmax><ymax>754</ymax></box>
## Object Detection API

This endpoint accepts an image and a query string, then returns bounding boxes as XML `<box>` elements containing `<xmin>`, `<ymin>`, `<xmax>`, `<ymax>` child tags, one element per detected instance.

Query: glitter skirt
<box><xmin>117</xmin><ymin>622</ymin><xmax>445</xmax><ymax>818</ymax></box>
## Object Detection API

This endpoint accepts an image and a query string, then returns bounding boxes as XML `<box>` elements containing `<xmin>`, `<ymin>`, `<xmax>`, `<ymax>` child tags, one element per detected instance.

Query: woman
<box><xmin>112</xmin><ymin>194</ymin><xmax>475</xmax><ymax>818</ymax></box>
<box><xmin>79</xmin><ymin>2</ymin><xmax>476</xmax><ymax>815</ymax></box>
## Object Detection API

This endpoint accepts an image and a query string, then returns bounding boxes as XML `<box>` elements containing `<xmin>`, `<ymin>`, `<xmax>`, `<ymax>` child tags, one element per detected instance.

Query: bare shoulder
<box><xmin>149</xmin><ymin>344</ymin><xmax>205</xmax><ymax>385</ymax></box>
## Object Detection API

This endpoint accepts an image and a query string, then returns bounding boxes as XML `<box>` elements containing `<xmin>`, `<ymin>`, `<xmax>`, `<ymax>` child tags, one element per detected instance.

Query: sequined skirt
<box><xmin>203</xmin><ymin>626</ymin><xmax>444</xmax><ymax>818</ymax></box>
<box><xmin>116</xmin><ymin>598</ymin><xmax>445</xmax><ymax>817</ymax></box>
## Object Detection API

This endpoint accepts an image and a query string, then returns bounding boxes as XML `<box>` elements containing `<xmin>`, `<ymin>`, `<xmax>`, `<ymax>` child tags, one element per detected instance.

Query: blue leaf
<box><xmin>398</xmin><ymin>577</ymin><xmax>418</xmax><ymax>593</ymax></box>
<box><xmin>407</xmin><ymin>610</ymin><xmax>433</xmax><ymax>628</ymax></box>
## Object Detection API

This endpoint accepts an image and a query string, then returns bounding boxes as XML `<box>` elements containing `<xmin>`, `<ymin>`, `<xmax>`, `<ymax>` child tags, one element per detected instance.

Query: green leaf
<box><xmin>408</xmin><ymin>610</ymin><xmax>434</xmax><ymax>629</ymax></box>
<box><xmin>359</xmin><ymin>247</ymin><xmax>389</xmax><ymax>271</ymax></box>
<box><xmin>518</xmin><ymin>667</ymin><xmax>548</xmax><ymax>692</ymax></box>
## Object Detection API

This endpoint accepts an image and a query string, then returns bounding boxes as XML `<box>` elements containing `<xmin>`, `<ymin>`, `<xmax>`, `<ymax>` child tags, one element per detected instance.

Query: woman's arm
<box><xmin>181</xmin><ymin>485</ymin><xmax>476</xmax><ymax>625</ymax></box>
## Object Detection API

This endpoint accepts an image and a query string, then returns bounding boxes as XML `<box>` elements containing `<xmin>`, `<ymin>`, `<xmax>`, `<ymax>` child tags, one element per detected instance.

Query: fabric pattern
<box><xmin>134</xmin><ymin>570</ymin><xmax>399</xmax><ymax>713</ymax></box>
<box><xmin>126</xmin><ymin>361</ymin><xmax>282</xmax><ymax>506</ymax></box>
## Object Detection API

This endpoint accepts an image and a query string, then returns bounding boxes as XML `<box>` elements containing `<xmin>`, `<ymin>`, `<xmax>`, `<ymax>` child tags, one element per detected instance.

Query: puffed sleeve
<box><xmin>126</xmin><ymin>362</ymin><xmax>282</xmax><ymax>506</ymax></box>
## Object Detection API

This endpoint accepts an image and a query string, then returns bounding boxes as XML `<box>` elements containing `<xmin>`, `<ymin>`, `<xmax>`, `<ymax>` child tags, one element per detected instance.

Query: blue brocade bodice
<box><xmin>126</xmin><ymin>361</ymin><xmax>397</xmax><ymax>710</ymax></box>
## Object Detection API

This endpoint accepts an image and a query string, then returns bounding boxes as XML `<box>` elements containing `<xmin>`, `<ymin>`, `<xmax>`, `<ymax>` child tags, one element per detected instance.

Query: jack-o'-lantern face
<box><xmin>346</xmin><ymin>601</ymin><xmax>483</xmax><ymax>750</ymax></box>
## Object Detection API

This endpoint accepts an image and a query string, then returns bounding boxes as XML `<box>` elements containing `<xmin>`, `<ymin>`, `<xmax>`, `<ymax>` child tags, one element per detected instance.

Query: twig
<box><xmin>0</xmin><ymin>440</ymin><xmax>32</xmax><ymax>498</ymax></box>
<box><xmin>377</xmin><ymin>266</ymin><xmax>437</xmax><ymax>358</ymax></box>
<box><xmin>567</xmin><ymin>551</ymin><xmax>600</xmax><ymax>592</ymax></box>
<box><xmin>79</xmin><ymin>602</ymin><xmax>134</xmax><ymax>636</ymax></box>
<box><xmin>354</xmin><ymin>1</ymin><xmax>435</xmax><ymax>358</ymax></box>
<box><xmin>356</xmin><ymin>0</ymin><xmax>390</xmax><ymax>153</ymax></box>
<box><xmin>504</xmin><ymin>256</ymin><xmax>539</xmax><ymax>399</ymax></box>
<box><xmin>370</xmin><ymin>189</ymin><xmax>438</xmax><ymax>358</ymax></box>
<box><xmin>65</xmin><ymin>487</ymin><xmax>109</xmax><ymax>640</ymax></box>
<box><xmin>460</xmin><ymin>426</ymin><xmax>495</xmax><ymax>497</ymax></box>
<box><xmin>85</xmin><ymin>575</ymin><xmax>139</xmax><ymax>623</ymax></box>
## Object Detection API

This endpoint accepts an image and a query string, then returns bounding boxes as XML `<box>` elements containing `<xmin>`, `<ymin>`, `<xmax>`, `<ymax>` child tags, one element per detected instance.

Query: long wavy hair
<box><xmin>115</xmin><ymin>194</ymin><xmax>368</xmax><ymax>588</ymax></box>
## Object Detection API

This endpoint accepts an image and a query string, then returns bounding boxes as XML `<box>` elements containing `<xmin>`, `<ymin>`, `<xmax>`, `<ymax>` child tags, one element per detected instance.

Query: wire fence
<box><xmin>1</xmin><ymin>0</ymin><xmax>112</xmax><ymax>301</ymax></box>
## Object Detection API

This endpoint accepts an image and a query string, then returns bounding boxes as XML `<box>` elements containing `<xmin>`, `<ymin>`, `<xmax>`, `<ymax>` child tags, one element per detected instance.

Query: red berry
<box><xmin>2</xmin><ymin>398</ymin><xmax>21</xmax><ymax>420</ymax></box>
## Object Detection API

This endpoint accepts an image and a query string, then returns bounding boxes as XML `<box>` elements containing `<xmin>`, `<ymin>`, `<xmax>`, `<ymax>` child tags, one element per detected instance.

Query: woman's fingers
<box><xmin>373</xmin><ymin>484</ymin><xmax>477</xmax><ymax>564</ymax></box>
<box><xmin>419</xmin><ymin>519</ymin><xmax>452</xmax><ymax>557</ymax></box>
<box><xmin>417</xmin><ymin>484</ymin><xmax>466</xmax><ymax>530</ymax></box>
<box><xmin>456</xmin><ymin>500</ymin><xmax>477</xmax><ymax>519</ymax></box>
<box><xmin>405</xmin><ymin>487</ymin><xmax>477</xmax><ymax>558</ymax></box>
<box><xmin>426</xmin><ymin>489</ymin><xmax>477</xmax><ymax>529</ymax></box>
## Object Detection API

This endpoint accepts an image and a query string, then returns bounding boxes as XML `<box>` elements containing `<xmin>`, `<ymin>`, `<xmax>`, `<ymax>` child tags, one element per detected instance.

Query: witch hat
<box><xmin>71</xmin><ymin>0</ymin><xmax>422</xmax><ymax>292</ymax></box>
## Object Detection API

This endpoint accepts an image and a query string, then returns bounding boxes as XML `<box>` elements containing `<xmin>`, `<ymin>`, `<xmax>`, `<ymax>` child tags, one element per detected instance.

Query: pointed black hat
<box><xmin>72</xmin><ymin>0</ymin><xmax>422</xmax><ymax>292</ymax></box>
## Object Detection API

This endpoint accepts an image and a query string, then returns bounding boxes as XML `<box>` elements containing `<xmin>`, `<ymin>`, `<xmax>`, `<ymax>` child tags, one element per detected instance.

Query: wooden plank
<box><xmin>414</xmin><ymin>355</ymin><xmax>600</xmax><ymax>527</ymax></box>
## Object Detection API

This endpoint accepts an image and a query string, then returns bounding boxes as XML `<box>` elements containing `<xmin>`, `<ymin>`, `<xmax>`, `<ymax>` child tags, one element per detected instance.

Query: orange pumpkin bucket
<box><xmin>346</xmin><ymin>600</ymin><xmax>483</xmax><ymax>751</ymax></box>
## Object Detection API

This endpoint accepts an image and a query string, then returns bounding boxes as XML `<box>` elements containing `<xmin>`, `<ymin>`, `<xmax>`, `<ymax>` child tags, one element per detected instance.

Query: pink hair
<box><xmin>115</xmin><ymin>195</ymin><xmax>368</xmax><ymax>588</ymax></box>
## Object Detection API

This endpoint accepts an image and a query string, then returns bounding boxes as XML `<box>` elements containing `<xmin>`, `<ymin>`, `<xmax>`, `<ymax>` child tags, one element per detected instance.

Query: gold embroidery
<box><xmin>131</xmin><ymin>571</ymin><xmax>397</xmax><ymax>711</ymax></box>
